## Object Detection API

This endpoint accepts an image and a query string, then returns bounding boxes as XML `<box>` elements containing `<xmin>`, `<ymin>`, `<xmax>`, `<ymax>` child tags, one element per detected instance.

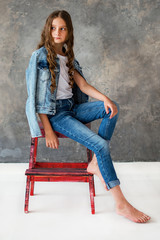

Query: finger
<box><xmin>55</xmin><ymin>144</ymin><xmax>58</xmax><ymax>149</ymax></box>
<box><xmin>105</xmin><ymin>106</ymin><xmax>110</xmax><ymax>114</ymax></box>
<box><xmin>46</xmin><ymin>141</ymin><xmax>50</xmax><ymax>148</ymax></box>
<box><xmin>110</xmin><ymin>105</ymin><xmax>118</xmax><ymax>119</ymax></box>
<box><xmin>51</xmin><ymin>142</ymin><xmax>57</xmax><ymax>149</ymax></box>
<box><xmin>109</xmin><ymin>108</ymin><xmax>114</xmax><ymax>119</ymax></box>
<box><xmin>110</xmin><ymin>107</ymin><xmax>118</xmax><ymax>119</ymax></box>
<box><xmin>48</xmin><ymin>142</ymin><xmax>54</xmax><ymax>149</ymax></box>
<box><xmin>50</xmin><ymin>142</ymin><xmax>54</xmax><ymax>149</ymax></box>
<box><xmin>55</xmin><ymin>141</ymin><xmax>59</xmax><ymax>149</ymax></box>
<box><xmin>56</xmin><ymin>139</ymin><xmax>60</xmax><ymax>147</ymax></box>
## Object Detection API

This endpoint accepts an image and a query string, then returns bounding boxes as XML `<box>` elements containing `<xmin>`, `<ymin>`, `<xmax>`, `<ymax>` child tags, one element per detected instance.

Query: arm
<box><xmin>38</xmin><ymin>114</ymin><xmax>59</xmax><ymax>149</ymax></box>
<box><xmin>73</xmin><ymin>70</ymin><xmax>118</xmax><ymax>119</ymax></box>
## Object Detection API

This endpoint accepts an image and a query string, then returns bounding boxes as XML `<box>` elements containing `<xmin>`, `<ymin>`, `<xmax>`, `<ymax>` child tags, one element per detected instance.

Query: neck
<box><xmin>54</xmin><ymin>43</ymin><xmax>65</xmax><ymax>55</ymax></box>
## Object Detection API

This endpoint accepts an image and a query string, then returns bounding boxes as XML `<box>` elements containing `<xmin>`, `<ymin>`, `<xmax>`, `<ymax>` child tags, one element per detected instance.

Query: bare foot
<box><xmin>87</xmin><ymin>155</ymin><xmax>108</xmax><ymax>191</ymax></box>
<box><xmin>116</xmin><ymin>200</ymin><xmax>151</xmax><ymax>223</ymax></box>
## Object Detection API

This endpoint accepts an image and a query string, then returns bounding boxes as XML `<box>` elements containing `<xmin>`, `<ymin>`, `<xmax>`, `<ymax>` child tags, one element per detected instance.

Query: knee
<box><xmin>95</xmin><ymin>138</ymin><xmax>110</xmax><ymax>153</ymax></box>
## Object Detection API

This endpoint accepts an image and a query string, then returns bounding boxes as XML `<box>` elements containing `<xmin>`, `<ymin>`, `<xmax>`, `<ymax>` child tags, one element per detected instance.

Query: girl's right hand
<box><xmin>45</xmin><ymin>130</ymin><xmax>59</xmax><ymax>149</ymax></box>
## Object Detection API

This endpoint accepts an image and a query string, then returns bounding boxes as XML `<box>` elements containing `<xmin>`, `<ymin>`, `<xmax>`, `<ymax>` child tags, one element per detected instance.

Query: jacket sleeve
<box><xmin>25</xmin><ymin>51</ymin><xmax>42</xmax><ymax>137</ymax></box>
<box><xmin>73</xmin><ymin>58</ymin><xmax>89</xmax><ymax>104</ymax></box>
<box><xmin>74</xmin><ymin>59</ymin><xmax>87</xmax><ymax>81</ymax></box>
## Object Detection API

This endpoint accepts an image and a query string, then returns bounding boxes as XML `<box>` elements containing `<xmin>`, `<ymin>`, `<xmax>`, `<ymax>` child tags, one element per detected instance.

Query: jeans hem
<box><xmin>106</xmin><ymin>179</ymin><xmax>120</xmax><ymax>190</ymax></box>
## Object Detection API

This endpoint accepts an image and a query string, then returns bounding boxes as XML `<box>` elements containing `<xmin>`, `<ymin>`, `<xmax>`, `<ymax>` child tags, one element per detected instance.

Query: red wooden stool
<box><xmin>24</xmin><ymin>121</ymin><xmax>95</xmax><ymax>214</ymax></box>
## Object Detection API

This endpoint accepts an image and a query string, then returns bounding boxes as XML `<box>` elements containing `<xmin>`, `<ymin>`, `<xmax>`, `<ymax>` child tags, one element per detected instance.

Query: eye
<box><xmin>51</xmin><ymin>27</ymin><xmax>55</xmax><ymax>30</ymax></box>
<box><xmin>61</xmin><ymin>27</ymin><xmax>67</xmax><ymax>31</ymax></box>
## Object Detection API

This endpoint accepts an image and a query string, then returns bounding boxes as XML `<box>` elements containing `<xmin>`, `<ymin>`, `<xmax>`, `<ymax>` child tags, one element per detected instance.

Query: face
<box><xmin>51</xmin><ymin>17</ymin><xmax>68</xmax><ymax>44</ymax></box>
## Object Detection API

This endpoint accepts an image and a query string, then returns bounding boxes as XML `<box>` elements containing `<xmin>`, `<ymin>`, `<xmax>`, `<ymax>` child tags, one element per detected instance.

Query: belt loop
<box><xmin>68</xmin><ymin>97</ymin><xmax>74</xmax><ymax>109</ymax></box>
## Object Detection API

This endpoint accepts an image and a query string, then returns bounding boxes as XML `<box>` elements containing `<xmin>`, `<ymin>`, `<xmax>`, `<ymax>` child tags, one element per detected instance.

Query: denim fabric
<box><xmin>25</xmin><ymin>46</ymin><xmax>88</xmax><ymax>138</ymax></box>
<box><xmin>47</xmin><ymin>98</ymin><xmax>120</xmax><ymax>190</ymax></box>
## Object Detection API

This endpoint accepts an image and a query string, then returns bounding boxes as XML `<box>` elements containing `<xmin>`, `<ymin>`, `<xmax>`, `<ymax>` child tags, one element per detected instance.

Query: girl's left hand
<box><xmin>104</xmin><ymin>98</ymin><xmax>118</xmax><ymax>119</ymax></box>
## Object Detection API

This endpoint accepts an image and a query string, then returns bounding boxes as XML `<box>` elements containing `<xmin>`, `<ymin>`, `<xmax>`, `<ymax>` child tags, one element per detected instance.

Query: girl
<box><xmin>25</xmin><ymin>10</ymin><xmax>150</xmax><ymax>223</ymax></box>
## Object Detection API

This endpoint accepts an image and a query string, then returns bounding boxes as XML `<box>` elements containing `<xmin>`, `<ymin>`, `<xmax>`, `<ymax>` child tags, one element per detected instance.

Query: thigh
<box><xmin>72</xmin><ymin>101</ymin><xmax>110</xmax><ymax>123</ymax></box>
<box><xmin>48</xmin><ymin>111</ymin><xmax>107</xmax><ymax>152</ymax></box>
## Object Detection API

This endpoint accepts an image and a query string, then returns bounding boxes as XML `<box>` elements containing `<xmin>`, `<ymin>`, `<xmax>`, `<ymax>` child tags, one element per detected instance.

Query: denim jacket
<box><xmin>25</xmin><ymin>46</ymin><xmax>88</xmax><ymax>138</ymax></box>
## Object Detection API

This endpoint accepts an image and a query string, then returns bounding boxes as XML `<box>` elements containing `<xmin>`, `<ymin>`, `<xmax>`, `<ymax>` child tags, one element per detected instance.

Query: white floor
<box><xmin>0</xmin><ymin>162</ymin><xmax>160</xmax><ymax>240</ymax></box>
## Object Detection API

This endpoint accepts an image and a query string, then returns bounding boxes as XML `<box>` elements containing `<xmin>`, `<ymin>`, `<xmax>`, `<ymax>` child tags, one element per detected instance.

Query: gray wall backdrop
<box><xmin>0</xmin><ymin>0</ymin><xmax>159</xmax><ymax>163</ymax></box>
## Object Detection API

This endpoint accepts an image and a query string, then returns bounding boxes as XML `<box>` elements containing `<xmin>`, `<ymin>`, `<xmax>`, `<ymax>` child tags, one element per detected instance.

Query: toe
<box><xmin>145</xmin><ymin>215</ymin><xmax>151</xmax><ymax>222</ymax></box>
<box><xmin>138</xmin><ymin>217</ymin><xmax>144</xmax><ymax>223</ymax></box>
<box><xmin>143</xmin><ymin>214</ymin><xmax>150</xmax><ymax>222</ymax></box>
<box><xmin>139</xmin><ymin>214</ymin><xmax>149</xmax><ymax>223</ymax></box>
<box><xmin>141</xmin><ymin>216</ymin><xmax>147</xmax><ymax>223</ymax></box>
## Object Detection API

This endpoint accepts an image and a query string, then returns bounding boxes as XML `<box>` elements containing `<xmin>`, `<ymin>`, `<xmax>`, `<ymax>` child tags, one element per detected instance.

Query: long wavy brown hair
<box><xmin>37</xmin><ymin>10</ymin><xmax>75</xmax><ymax>94</ymax></box>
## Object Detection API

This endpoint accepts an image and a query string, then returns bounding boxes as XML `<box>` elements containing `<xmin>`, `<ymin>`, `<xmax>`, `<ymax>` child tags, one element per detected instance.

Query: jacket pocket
<box><xmin>36</xmin><ymin>62</ymin><xmax>50</xmax><ymax>105</ymax></box>
<box><xmin>39</xmin><ymin>68</ymin><xmax>50</xmax><ymax>81</ymax></box>
<box><xmin>37</xmin><ymin>60</ymin><xmax>51</xmax><ymax>81</ymax></box>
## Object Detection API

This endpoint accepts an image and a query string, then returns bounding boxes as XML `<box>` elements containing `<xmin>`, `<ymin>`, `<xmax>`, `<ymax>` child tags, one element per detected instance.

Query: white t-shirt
<box><xmin>56</xmin><ymin>54</ymin><xmax>73</xmax><ymax>100</ymax></box>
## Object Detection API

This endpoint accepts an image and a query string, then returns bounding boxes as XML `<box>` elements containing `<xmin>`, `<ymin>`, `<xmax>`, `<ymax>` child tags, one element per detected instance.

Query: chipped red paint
<box><xmin>24</xmin><ymin>121</ymin><xmax>95</xmax><ymax>214</ymax></box>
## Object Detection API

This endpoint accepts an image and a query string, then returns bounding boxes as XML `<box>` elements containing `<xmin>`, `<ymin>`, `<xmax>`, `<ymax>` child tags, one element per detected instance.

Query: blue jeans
<box><xmin>47</xmin><ymin>97</ymin><xmax>120</xmax><ymax>190</ymax></box>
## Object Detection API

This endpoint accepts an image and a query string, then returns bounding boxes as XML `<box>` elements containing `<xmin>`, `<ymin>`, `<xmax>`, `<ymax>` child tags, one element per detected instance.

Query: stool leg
<box><xmin>24</xmin><ymin>176</ymin><xmax>31</xmax><ymax>213</ymax></box>
<box><xmin>30</xmin><ymin>180</ymin><xmax>34</xmax><ymax>196</ymax></box>
<box><xmin>89</xmin><ymin>176</ymin><xmax>95</xmax><ymax>214</ymax></box>
<box><xmin>33</xmin><ymin>138</ymin><xmax>38</xmax><ymax>166</ymax></box>
<box><xmin>87</xmin><ymin>148</ymin><xmax>92</xmax><ymax>163</ymax></box>
<box><xmin>92</xmin><ymin>175</ymin><xmax>96</xmax><ymax>197</ymax></box>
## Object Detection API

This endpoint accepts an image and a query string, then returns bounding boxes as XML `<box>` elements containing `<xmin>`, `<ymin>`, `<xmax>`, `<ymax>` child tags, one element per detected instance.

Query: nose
<box><xmin>55</xmin><ymin>28</ymin><xmax>60</xmax><ymax>36</ymax></box>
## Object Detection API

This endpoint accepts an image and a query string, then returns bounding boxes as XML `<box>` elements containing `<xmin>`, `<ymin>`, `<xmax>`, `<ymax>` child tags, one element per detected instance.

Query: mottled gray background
<box><xmin>0</xmin><ymin>0</ymin><xmax>159</xmax><ymax>163</ymax></box>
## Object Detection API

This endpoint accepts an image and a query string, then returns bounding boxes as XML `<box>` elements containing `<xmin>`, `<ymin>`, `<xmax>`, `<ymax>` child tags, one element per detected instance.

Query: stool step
<box><xmin>25</xmin><ymin>168</ymin><xmax>93</xmax><ymax>176</ymax></box>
